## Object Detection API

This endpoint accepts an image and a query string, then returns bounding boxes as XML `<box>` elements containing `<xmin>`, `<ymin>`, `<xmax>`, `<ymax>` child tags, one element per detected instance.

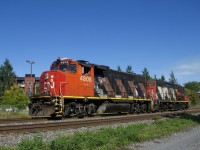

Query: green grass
<box><xmin>0</xmin><ymin>105</ymin><xmax>29</xmax><ymax>119</ymax></box>
<box><xmin>189</xmin><ymin>104</ymin><xmax>200</xmax><ymax>109</ymax></box>
<box><xmin>0</xmin><ymin>111</ymin><xmax>29</xmax><ymax>119</ymax></box>
<box><xmin>1</xmin><ymin>114</ymin><xmax>200</xmax><ymax>150</ymax></box>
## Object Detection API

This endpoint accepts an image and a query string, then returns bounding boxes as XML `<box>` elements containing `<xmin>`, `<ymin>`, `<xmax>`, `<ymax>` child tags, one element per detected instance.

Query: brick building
<box><xmin>16</xmin><ymin>74</ymin><xmax>40</xmax><ymax>95</ymax></box>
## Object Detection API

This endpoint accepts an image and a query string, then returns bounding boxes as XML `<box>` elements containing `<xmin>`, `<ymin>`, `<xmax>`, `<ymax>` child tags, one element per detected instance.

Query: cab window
<box><xmin>82</xmin><ymin>66</ymin><xmax>91</xmax><ymax>75</ymax></box>
<box><xmin>67</xmin><ymin>64</ymin><xmax>76</xmax><ymax>72</ymax></box>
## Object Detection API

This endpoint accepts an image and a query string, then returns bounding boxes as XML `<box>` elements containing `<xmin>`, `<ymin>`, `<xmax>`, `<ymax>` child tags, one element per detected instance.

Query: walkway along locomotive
<box><xmin>29</xmin><ymin>58</ymin><xmax>189</xmax><ymax>117</ymax></box>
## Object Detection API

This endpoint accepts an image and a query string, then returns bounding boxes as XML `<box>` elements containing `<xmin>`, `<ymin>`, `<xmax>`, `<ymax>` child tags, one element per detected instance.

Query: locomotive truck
<box><xmin>29</xmin><ymin>57</ymin><xmax>188</xmax><ymax>117</ymax></box>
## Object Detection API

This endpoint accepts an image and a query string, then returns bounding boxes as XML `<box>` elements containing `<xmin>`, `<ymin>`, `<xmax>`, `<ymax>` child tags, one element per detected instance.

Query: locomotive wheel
<box><xmin>130</xmin><ymin>103</ymin><xmax>140</xmax><ymax>114</ymax></box>
<box><xmin>140</xmin><ymin>104</ymin><xmax>147</xmax><ymax>113</ymax></box>
<box><xmin>63</xmin><ymin>105</ymin><xmax>71</xmax><ymax>117</ymax></box>
<box><xmin>75</xmin><ymin>103</ymin><xmax>86</xmax><ymax>117</ymax></box>
<box><xmin>133</xmin><ymin>103</ymin><xmax>140</xmax><ymax>114</ymax></box>
<box><xmin>86</xmin><ymin>103</ymin><xmax>96</xmax><ymax>116</ymax></box>
<box><xmin>158</xmin><ymin>103</ymin><xmax>164</xmax><ymax>112</ymax></box>
<box><xmin>136</xmin><ymin>103</ymin><xmax>141</xmax><ymax>113</ymax></box>
<box><xmin>63</xmin><ymin>102</ymin><xmax>77</xmax><ymax>117</ymax></box>
<box><xmin>163</xmin><ymin>104</ymin><xmax>167</xmax><ymax>111</ymax></box>
<box><xmin>50</xmin><ymin>113</ymin><xmax>57</xmax><ymax>118</ymax></box>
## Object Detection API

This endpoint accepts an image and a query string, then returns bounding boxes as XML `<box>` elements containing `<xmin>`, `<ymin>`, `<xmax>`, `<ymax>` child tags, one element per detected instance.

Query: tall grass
<box><xmin>1</xmin><ymin>114</ymin><xmax>200</xmax><ymax>150</ymax></box>
<box><xmin>0</xmin><ymin>105</ymin><xmax>29</xmax><ymax>119</ymax></box>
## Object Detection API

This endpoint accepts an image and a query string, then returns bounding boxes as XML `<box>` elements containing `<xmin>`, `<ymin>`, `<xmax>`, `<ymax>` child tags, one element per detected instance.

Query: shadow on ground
<box><xmin>166</xmin><ymin>113</ymin><xmax>200</xmax><ymax>124</ymax></box>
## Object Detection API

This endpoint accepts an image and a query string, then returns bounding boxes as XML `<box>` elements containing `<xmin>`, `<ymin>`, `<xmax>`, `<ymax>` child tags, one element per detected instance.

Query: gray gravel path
<box><xmin>127</xmin><ymin>126</ymin><xmax>200</xmax><ymax>150</ymax></box>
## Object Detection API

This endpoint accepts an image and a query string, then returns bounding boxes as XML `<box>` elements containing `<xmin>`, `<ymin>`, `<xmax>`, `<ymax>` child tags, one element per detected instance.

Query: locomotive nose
<box><xmin>40</xmin><ymin>71</ymin><xmax>57</xmax><ymax>96</ymax></box>
<box><xmin>40</xmin><ymin>70</ymin><xmax>66</xmax><ymax>96</ymax></box>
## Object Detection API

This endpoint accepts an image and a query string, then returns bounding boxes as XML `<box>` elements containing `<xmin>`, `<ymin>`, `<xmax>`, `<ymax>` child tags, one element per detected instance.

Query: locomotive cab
<box><xmin>40</xmin><ymin>58</ymin><xmax>94</xmax><ymax>97</ymax></box>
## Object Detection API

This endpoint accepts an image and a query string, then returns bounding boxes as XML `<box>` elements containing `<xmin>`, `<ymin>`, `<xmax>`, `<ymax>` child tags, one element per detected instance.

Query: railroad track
<box><xmin>0</xmin><ymin>109</ymin><xmax>200</xmax><ymax>134</ymax></box>
<box><xmin>1</xmin><ymin>107</ymin><xmax>199</xmax><ymax>125</ymax></box>
<box><xmin>0</xmin><ymin>117</ymin><xmax>50</xmax><ymax>124</ymax></box>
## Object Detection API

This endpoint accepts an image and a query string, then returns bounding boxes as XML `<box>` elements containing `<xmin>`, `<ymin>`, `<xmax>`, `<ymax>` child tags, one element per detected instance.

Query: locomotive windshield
<box><xmin>51</xmin><ymin>61</ymin><xmax>76</xmax><ymax>72</ymax></box>
<box><xmin>51</xmin><ymin>62</ymin><xmax>59</xmax><ymax>70</ymax></box>
<box><xmin>60</xmin><ymin>64</ymin><xmax>76</xmax><ymax>72</ymax></box>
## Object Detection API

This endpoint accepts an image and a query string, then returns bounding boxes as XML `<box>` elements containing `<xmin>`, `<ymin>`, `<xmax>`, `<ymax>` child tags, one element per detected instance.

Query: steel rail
<box><xmin>1</xmin><ymin>107</ymin><xmax>199</xmax><ymax>125</ymax></box>
<box><xmin>0</xmin><ymin>109</ymin><xmax>200</xmax><ymax>134</ymax></box>
<box><xmin>0</xmin><ymin>117</ymin><xmax>49</xmax><ymax>124</ymax></box>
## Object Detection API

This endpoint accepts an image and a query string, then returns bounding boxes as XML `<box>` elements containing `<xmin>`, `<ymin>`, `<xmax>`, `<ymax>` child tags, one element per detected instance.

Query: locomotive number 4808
<box><xmin>80</xmin><ymin>76</ymin><xmax>92</xmax><ymax>82</ymax></box>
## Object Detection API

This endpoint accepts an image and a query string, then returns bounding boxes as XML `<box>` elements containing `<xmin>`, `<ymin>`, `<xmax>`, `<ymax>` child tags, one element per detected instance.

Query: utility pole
<box><xmin>26</xmin><ymin>60</ymin><xmax>35</xmax><ymax>96</ymax></box>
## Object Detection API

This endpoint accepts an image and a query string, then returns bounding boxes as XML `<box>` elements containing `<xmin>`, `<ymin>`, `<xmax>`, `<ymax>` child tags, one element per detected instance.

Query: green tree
<box><xmin>169</xmin><ymin>71</ymin><xmax>177</xmax><ymax>84</ymax></box>
<box><xmin>117</xmin><ymin>65</ymin><xmax>122</xmax><ymax>72</ymax></box>
<box><xmin>160</xmin><ymin>74</ymin><xmax>166</xmax><ymax>81</ymax></box>
<box><xmin>1</xmin><ymin>85</ymin><xmax>29</xmax><ymax>109</ymax></box>
<box><xmin>185</xmin><ymin>89</ymin><xmax>199</xmax><ymax>106</ymax></box>
<box><xmin>142</xmin><ymin>67</ymin><xmax>151</xmax><ymax>80</ymax></box>
<box><xmin>0</xmin><ymin>58</ymin><xmax>16</xmax><ymax>96</ymax></box>
<box><xmin>126</xmin><ymin>65</ymin><xmax>134</xmax><ymax>74</ymax></box>
<box><xmin>184</xmin><ymin>81</ymin><xmax>200</xmax><ymax>92</ymax></box>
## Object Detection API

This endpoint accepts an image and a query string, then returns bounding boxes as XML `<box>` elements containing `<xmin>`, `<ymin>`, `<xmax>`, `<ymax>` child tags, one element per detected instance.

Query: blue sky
<box><xmin>0</xmin><ymin>0</ymin><xmax>200</xmax><ymax>85</ymax></box>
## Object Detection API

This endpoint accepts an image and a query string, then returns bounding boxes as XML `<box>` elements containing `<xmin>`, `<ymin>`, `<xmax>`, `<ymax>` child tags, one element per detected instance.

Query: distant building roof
<box><xmin>16</xmin><ymin>75</ymin><xmax>40</xmax><ymax>81</ymax></box>
<box><xmin>25</xmin><ymin>74</ymin><xmax>35</xmax><ymax>77</ymax></box>
<box><xmin>17</xmin><ymin>77</ymin><xmax>24</xmax><ymax>80</ymax></box>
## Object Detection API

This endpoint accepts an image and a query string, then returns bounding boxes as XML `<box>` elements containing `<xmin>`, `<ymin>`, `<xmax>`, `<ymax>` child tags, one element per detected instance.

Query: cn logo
<box><xmin>44</xmin><ymin>81</ymin><xmax>55</xmax><ymax>89</ymax></box>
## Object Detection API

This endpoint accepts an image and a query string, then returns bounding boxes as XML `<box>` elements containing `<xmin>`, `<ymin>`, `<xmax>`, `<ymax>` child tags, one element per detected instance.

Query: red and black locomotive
<box><xmin>29</xmin><ymin>57</ymin><xmax>188</xmax><ymax>117</ymax></box>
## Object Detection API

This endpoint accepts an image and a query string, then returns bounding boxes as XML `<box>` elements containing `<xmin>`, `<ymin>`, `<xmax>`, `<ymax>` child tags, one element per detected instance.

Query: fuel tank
<box><xmin>97</xmin><ymin>102</ymin><xmax>131</xmax><ymax>114</ymax></box>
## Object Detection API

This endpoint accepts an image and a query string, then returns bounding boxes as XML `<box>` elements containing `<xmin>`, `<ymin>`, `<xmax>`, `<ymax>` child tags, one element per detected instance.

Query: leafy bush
<box><xmin>18</xmin><ymin>135</ymin><xmax>48</xmax><ymax>150</ymax></box>
<box><xmin>50</xmin><ymin>135</ymin><xmax>82</xmax><ymax>150</ymax></box>
<box><xmin>0</xmin><ymin>85</ymin><xmax>29</xmax><ymax>109</ymax></box>
<box><xmin>185</xmin><ymin>89</ymin><xmax>200</xmax><ymax>106</ymax></box>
